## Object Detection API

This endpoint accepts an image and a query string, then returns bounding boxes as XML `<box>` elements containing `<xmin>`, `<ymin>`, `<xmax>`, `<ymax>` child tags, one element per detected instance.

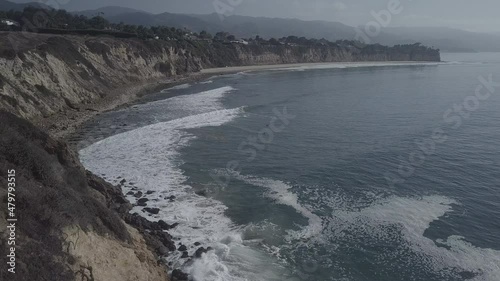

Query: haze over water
<box><xmin>79</xmin><ymin>53</ymin><xmax>500</xmax><ymax>281</ymax></box>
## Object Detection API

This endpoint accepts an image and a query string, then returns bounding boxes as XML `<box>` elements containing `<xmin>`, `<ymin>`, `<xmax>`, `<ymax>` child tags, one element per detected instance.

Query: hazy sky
<box><xmin>15</xmin><ymin>0</ymin><xmax>500</xmax><ymax>32</ymax></box>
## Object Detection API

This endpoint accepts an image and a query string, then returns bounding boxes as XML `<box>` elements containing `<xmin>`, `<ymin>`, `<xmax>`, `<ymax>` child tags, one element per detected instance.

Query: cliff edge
<box><xmin>0</xmin><ymin>111</ymin><xmax>177</xmax><ymax>281</ymax></box>
<box><xmin>0</xmin><ymin>32</ymin><xmax>440</xmax><ymax>123</ymax></box>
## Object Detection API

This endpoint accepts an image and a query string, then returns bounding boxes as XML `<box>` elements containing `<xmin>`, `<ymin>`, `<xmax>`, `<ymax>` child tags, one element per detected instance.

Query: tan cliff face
<box><xmin>63</xmin><ymin>225</ymin><xmax>169</xmax><ymax>281</ymax></box>
<box><xmin>0</xmin><ymin>112</ymin><xmax>172</xmax><ymax>281</ymax></box>
<box><xmin>0</xmin><ymin>32</ymin><xmax>440</xmax><ymax>122</ymax></box>
<box><xmin>0</xmin><ymin>33</ymin><xmax>203</xmax><ymax>121</ymax></box>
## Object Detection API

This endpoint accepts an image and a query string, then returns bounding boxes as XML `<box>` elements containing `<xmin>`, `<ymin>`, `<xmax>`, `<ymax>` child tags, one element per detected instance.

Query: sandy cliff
<box><xmin>0</xmin><ymin>112</ymin><xmax>176</xmax><ymax>280</ymax></box>
<box><xmin>0</xmin><ymin>32</ymin><xmax>440</xmax><ymax>122</ymax></box>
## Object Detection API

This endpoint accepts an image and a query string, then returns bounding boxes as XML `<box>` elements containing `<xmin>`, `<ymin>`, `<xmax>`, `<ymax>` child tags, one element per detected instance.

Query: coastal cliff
<box><xmin>0</xmin><ymin>111</ymin><xmax>179</xmax><ymax>281</ymax></box>
<box><xmin>0</xmin><ymin>31</ymin><xmax>440</xmax><ymax>281</ymax></box>
<box><xmin>0</xmin><ymin>32</ymin><xmax>440</xmax><ymax>122</ymax></box>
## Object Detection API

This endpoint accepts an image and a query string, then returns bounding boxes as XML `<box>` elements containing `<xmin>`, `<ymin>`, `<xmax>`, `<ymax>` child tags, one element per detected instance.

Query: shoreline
<box><xmin>39</xmin><ymin>59</ymin><xmax>441</xmax><ymax>280</ymax></box>
<box><xmin>40</xmin><ymin>60</ymin><xmax>440</xmax><ymax>142</ymax></box>
<box><xmin>34</xmin><ymin>72</ymin><xmax>211</xmax><ymax>141</ymax></box>
<box><xmin>201</xmin><ymin>60</ymin><xmax>441</xmax><ymax>74</ymax></box>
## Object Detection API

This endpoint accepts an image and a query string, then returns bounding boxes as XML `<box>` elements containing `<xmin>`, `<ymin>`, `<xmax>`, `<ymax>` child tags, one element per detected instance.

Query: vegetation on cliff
<box><xmin>0</xmin><ymin>111</ymin><xmax>174</xmax><ymax>281</ymax></box>
<box><xmin>0</xmin><ymin>7</ymin><xmax>440</xmax><ymax>61</ymax></box>
<box><xmin>0</xmin><ymin>9</ymin><xmax>440</xmax><ymax>121</ymax></box>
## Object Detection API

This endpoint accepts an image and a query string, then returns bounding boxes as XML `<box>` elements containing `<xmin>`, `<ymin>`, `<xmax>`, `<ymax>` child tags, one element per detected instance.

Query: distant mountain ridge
<box><xmin>0</xmin><ymin>0</ymin><xmax>51</xmax><ymax>10</ymax></box>
<box><xmin>2</xmin><ymin>1</ymin><xmax>498</xmax><ymax>52</ymax></box>
<box><xmin>85</xmin><ymin>7</ymin><xmax>500</xmax><ymax>52</ymax></box>
<box><xmin>76</xmin><ymin>6</ymin><xmax>151</xmax><ymax>18</ymax></box>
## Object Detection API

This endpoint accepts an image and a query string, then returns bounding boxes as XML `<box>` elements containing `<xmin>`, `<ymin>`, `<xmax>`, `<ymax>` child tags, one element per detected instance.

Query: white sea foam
<box><xmin>161</xmin><ymin>83</ymin><xmax>192</xmax><ymax>93</ymax></box>
<box><xmin>274</xmin><ymin>61</ymin><xmax>443</xmax><ymax>72</ymax></box>
<box><xmin>151</xmin><ymin>86</ymin><xmax>234</xmax><ymax>115</ymax></box>
<box><xmin>80</xmin><ymin>108</ymin><xmax>252</xmax><ymax>279</ymax></box>
<box><xmin>200</xmin><ymin>80</ymin><xmax>214</xmax><ymax>84</ymax></box>
<box><xmin>207</xmin><ymin>168</ymin><xmax>500</xmax><ymax>280</ymax></box>
<box><xmin>321</xmin><ymin>195</ymin><xmax>500</xmax><ymax>280</ymax></box>
<box><xmin>231</xmin><ymin>174</ymin><xmax>323</xmax><ymax>241</ymax></box>
<box><xmin>79</xmin><ymin>85</ymin><xmax>289</xmax><ymax>280</ymax></box>
<box><xmin>131</xmin><ymin>86</ymin><xmax>236</xmax><ymax>124</ymax></box>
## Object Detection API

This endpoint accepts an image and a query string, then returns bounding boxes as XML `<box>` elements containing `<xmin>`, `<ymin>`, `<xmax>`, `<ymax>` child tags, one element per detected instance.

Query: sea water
<box><xmin>79</xmin><ymin>53</ymin><xmax>500</xmax><ymax>281</ymax></box>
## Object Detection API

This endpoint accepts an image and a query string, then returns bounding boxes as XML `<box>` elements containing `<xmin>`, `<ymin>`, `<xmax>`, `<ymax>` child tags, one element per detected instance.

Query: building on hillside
<box><xmin>231</xmin><ymin>39</ymin><xmax>249</xmax><ymax>45</ymax></box>
<box><xmin>1</xmin><ymin>19</ymin><xmax>20</xmax><ymax>27</ymax></box>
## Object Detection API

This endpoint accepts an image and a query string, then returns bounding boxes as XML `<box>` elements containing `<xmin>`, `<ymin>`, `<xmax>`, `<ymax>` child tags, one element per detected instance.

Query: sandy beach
<box><xmin>201</xmin><ymin>61</ymin><xmax>440</xmax><ymax>74</ymax></box>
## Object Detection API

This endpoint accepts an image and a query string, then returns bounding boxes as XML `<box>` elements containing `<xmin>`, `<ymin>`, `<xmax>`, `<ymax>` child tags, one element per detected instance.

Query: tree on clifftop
<box><xmin>199</xmin><ymin>30</ymin><xmax>213</xmax><ymax>39</ymax></box>
<box><xmin>89</xmin><ymin>16</ymin><xmax>108</xmax><ymax>30</ymax></box>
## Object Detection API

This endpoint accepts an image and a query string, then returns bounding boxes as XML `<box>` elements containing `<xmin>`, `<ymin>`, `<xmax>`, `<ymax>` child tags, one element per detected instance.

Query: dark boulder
<box><xmin>158</xmin><ymin>220</ymin><xmax>171</xmax><ymax>230</ymax></box>
<box><xmin>171</xmin><ymin>269</ymin><xmax>188</xmax><ymax>281</ymax></box>
<box><xmin>157</xmin><ymin>245</ymin><xmax>169</xmax><ymax>256</ymax></box>
<box><xmin>137</xmin><ymin>198</ymin><xmax>149</xmax><ymax>206</ymax></box>
<box><xmin>124</xmin><ymin>213</ymin><xmax>160</xmax><ymax>231</ymax></box>
<box><xmin>143</xmin><ymin>207</ymin><xmax>160</xmax><ymax>215</ymax></box>
<box><xmin>194</xmin><ymin>247</ymin><xmax>209</xmax><ymax>258</ymax></box>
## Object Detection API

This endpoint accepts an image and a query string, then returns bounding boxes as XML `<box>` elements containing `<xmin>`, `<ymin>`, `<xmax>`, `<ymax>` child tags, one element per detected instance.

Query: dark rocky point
<box><xmin>158</xmin><ymin>220</ymin><xmax>171</xmax><ymax>230</ymax></box>
<box><xmin>194</xmin><ymin>247</ymin><xmax>212</xmax><ymax>258</ymax></box>
<box><xmin>172</xmin><ymin>269</ymin><xmax>189</xmax><ymax>281</ymax></box>
<box><xmin>143</xmin><ymin>207</ymin><xmax>160</xmax><ymax>215</ymax></box>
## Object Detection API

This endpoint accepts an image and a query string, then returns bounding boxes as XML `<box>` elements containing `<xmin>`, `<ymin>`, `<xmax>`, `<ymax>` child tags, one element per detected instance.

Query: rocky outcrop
<box><xmin>0</xmin><ymin>32</ymin><xmax>440</xmax><ymax>122</ymax></box>
<box><xmin>0</xmin><ymin>111</ymin><xmax>173</xmax><ymax>281</ymax></box>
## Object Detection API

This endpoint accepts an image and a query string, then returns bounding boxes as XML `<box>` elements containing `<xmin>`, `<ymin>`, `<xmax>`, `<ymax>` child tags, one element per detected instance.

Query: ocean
<box><xmin>78</xmin><ymin>53</ymin><xmax>500</xmax><ymax>281</ymax></box>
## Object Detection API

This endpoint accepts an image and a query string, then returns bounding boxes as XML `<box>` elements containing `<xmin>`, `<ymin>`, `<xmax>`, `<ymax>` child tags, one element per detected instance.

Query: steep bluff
<box><xmin>0</xmin><ymin>111</ymin><xmax>177</xmax><ymax>281</ymax></box>
<box><xmin>0</xmin><ymin>32</ymin><xmax>440</xmax><ymax>121</ymax></box>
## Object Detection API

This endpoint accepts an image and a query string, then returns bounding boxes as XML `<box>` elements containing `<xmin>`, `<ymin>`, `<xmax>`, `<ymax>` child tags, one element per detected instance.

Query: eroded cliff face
<box><xmin>0</xmin><ymin>32</ymin><xmax>440</xmax><ymax>121</ymax></box>
<box><xmin>0</xmin><ymin>111</ymin><xmax>173</xmax><ymax>281</ymax></box>
<box><xmin>0</xmin><ymin>32</ymin><xmax>204</xmax><ymax>121</ymax></box>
